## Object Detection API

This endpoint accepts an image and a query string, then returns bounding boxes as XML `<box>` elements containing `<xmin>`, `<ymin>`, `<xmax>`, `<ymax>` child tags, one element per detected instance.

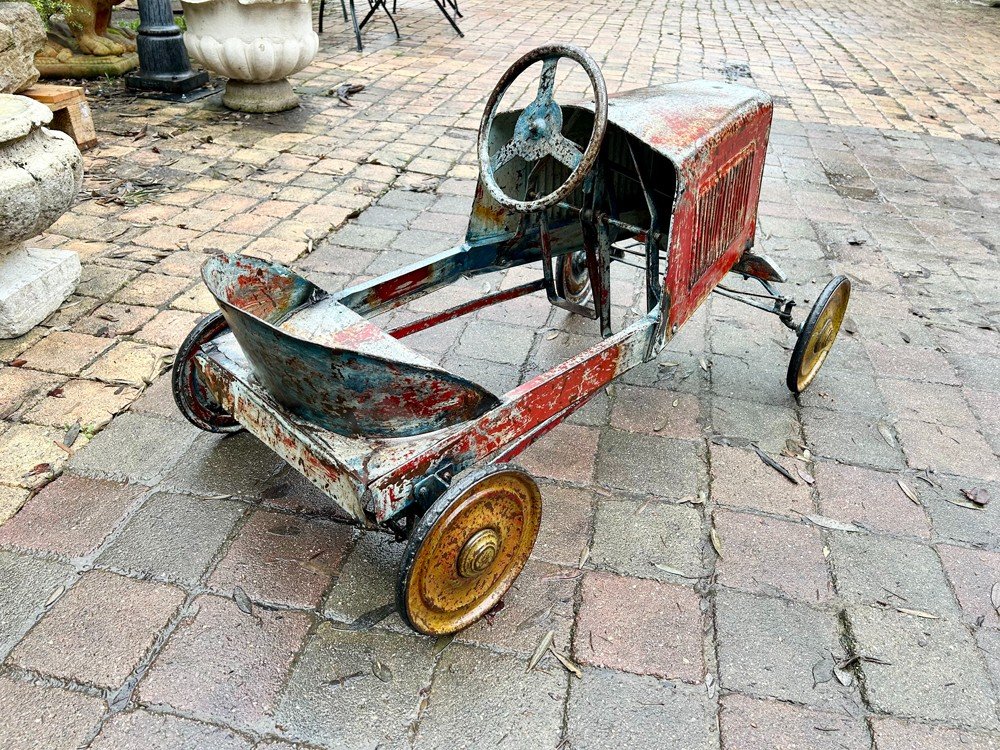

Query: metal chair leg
<box><xmin>341</xmin><ymin>0</ymin><xmax>348</xmax><ymax>21</ymax></box>
<box><xmin>431</xmin><ymin>0</ymin><xmax>463</xmax><ymax>37</ymax></box>
<box><xmin>381</xmin><ymin>0</ymin><xmax>400</xmax><ymax>39</ymax></box>
<box><xmin>318</xmin><ymin>0</ymin><xmax>325</xmax><ymax>33</ymax></box>
<box><xmin>349</xmin><ymin>0</ymin><xmax>363</xmax><ymax>50</ymax></box>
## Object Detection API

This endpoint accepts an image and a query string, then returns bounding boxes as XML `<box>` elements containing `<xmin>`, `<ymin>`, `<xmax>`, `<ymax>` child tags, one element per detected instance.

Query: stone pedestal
<box><xmin>180</xmin><ymin>0</ymin><xmax>318</xmax><ymax>113</ymax></box>
<box><xmin>0</xmin><ymin>247</ymin><xmax>81</xmax><ymax>338</ymax></box>
<box><xmin>0</xmin><ymin>95</ymin><xmax>84</xmax><ymax>339</ymax></box>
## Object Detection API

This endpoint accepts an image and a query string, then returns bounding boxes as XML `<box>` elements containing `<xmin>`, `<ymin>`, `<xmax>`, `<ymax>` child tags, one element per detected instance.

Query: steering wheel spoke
<box><xmin>536</xmin><ymin>57</ymin><xmax>559</xmax><ymax>105</ymax></box>
<box><xmin>490</xmin><ymin>140</ymin><xmax>522</xmax><ymax>172</ymax></box>
<box><xmin>548</xmin><ymin>135</ymin><xmax>584</xmax><ymax>170</ymax></box>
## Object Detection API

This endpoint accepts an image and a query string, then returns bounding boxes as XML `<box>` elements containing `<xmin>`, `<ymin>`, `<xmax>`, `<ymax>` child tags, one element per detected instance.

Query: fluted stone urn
<box><xmin>180</xmin><ymin>0</ymin><xmax>318</xmax><ymax>113</ymax></box>
<box><xmin>0</xmin><ymin>95</ymin><xmax>83</xmax><ymax>338</ymax></box>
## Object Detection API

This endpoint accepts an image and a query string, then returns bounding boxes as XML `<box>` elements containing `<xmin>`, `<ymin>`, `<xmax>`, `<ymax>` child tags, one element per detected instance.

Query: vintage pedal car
<box><xmin>173</xmin><ymin>44</ymin><xmax>850</xmax><ymax>635</ymax></box>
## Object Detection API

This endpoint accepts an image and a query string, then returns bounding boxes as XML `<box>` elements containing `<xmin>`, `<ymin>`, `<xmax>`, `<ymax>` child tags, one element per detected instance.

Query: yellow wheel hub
<box><xmin>399</xmin><ymin>466</ymin><xmax>541</xmax><ymax>635</ymax></box>
<box><xmin>789</xmin><ymin>276</ymin><xmax>851</xmax><ymax>393</ymax></box>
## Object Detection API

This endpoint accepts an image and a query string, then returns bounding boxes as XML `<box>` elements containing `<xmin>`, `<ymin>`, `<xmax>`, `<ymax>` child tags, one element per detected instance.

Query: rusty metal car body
<box><xmin>174</xmin><ymin>45</ymin><xmax>850</xmax><ymax>634</ymax></box>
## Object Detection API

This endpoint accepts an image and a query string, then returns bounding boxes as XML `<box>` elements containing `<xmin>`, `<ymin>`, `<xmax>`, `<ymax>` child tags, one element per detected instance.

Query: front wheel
<box><xmin>786</xmin><ymin>275</ymin><xmax>851</xmax><ymax>394</ymax></box>
<box><xmin>396</xmin><ymin>464</ymin><xmax>542</xmax><ymax>635</ymax></box>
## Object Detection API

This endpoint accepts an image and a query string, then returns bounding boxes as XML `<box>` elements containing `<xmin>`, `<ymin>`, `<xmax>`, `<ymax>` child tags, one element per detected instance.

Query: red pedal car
<box><xmin>173</xmin><ymin>44</ymin><xmax>850</xmax><ymax>635</ymax></box>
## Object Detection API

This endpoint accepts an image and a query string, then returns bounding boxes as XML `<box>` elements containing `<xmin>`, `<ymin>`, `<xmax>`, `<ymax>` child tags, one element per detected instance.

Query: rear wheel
<box><xmin>786</xmin><ymin>275</ymin><xmax>851</xmax><ymax>394</ymax></box>
<box><xmin>172</xmin><ymin>311</ymin><xmax>242</xmax><ymax>433</ymax></box>
<box><xmin>558</xmin><ymin>250</ymin><xmax>592</xmax><ymax>305</ymax></box>
<box><xmin>396</xmin><ymin>464</ymin><xmax>542</xmax><ymax>635</ymax></box>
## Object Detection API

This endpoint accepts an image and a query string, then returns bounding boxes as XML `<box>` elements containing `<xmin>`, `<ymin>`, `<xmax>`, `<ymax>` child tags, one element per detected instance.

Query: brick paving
<box><xmin>0</xmin><ymin>0</ymin><xmax>998</xmax><ymax>747</ymax></box>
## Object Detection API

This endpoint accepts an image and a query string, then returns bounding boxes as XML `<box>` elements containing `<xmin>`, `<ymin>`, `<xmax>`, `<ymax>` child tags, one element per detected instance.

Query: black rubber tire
<box><xmin>171</xmin><ymin>311</ymin><xmax>243</xmax><ymax>433</ymax></box>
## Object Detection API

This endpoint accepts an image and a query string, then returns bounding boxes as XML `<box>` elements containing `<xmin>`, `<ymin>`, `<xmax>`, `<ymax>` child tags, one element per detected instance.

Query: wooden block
<box><xmin>22</xmin><ymin>84</ymin><xmax>97</xmax><ymax>151</ymax></box>
<box><xmin>21</xmin><ymin>83</ymin><xmax>82</xmax><ymax>105</ymax></box>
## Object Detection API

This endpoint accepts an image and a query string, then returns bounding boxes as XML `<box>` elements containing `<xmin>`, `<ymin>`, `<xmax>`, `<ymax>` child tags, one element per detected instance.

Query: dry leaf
<box><xmin>372</xmin><ymin>658</ymin><xmax>393</xmax><ymax>683</ymax></box>
<box><xmin>705</xmin><ymin>672</ymin><xmax>717</xmax><ymax>698</ymax></box>
<box><xmin>803</xmin><ymin>514</ymin><xmax>862</xmax><ymax>533</ymax></box>
<box><xmin>753</xmin><ymin>444</ymin><xmax>798</xmax><ymax>484</ymax></box>
<box><xmin>62</xmin><ymin>419</ymin><xmax>81</xmax><ymax>449</ymax></box>
<box><xmin>710</xmin><ymin>527</ymin><xmax>724</xmax><ymax>558</ymax></box>
<box><xmin>433</xmin><ymin>635</ymin><xmax>455</xmax><ymax>656</ymax></box>
<box><xmin>877</xmin><ymin>422</ymin><xmax>897</xmax><ymax>448</ymax></box>
<box><xmin>652</xmin><ymin>562</ymin><xmax>703</xmax><ymax>579</ymax></box>
<box><xmin>896</xmin><ymin>607</ymin><xmax>939</xmax><ymax>620</ymax></box>
<box><xmin>23</xmin><ymin>462</ymin><xmax>51</xmax><ymax>479</ymax></box>
<box><xmin>635</xmin><ymin>497</ymin><xmax>656</xmax><ymax>515</ymax></box>
<box><xmin>549</xmin><ymin>647</ymin><xmax>582</xmax><ymax>678</ymax></box>
<box><xmin>961</xmin><ymin>488</ymin><xmax>991</xmax><ymax>507</ymax></box>
<box><xmin>896</xmin><ymin>479</ymin><xmax>919</xmax><ymax>505</ymax></box>
<box><xmin>652</xmin><ymin>562</ymin><xmax>686</xmax><ymax>577</ymax></box>
<box><xmin>578</xmin><ymin>548</ymin><xmax>590</xmax><ymax>569</ymax></box>
<box><xmin>991</xmin><ymin>583</ymin><xmax>1000</xmax><ymax>617</ymax></box>
<box><xmin>699</xmin><ymin>357</ymin><xmax>710</xmax><ymax>372</ymax></box>
<box><xmin>833</xmin><ymin>663</ymin><xmax>854</xmax><ymax>687</ymax></box>
<box><xmin>545</xmin><ymin>331</ymin><xmax>559</xmax><ymax>341</ymax></box>
<box><xmin>44</xmin><ymin>585</ymin><xmax>65</xmax><ymax>607</ymax></box>
<box><xmin>944</xmin><ymin>497</ymin><xmax>984</xmax><ymax>511</ymax></box>
<box><xmin>330</xmin><ymin>603</ymin><xmax>396</xmax><ymax>632</ymax></box>
<box><xmin>233</xmin><ymin>586</ymin><xmax>253</xmax><ymax>616</ymax></box>
<box><xmin>797</xmin><ymin>468</ymin><xmax>815</xmax><ymax>485</ymax></box>
<box><xmin>528</xmin><ymin>630</ymin><xmax>555</xmax><ymax>672</ymax></box>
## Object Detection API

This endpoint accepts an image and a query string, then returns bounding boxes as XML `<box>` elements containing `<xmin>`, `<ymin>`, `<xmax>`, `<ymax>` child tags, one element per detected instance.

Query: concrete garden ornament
<box><xmin>0</xmin><ymin>94</ymin><xmax>83</xmax><ymax>338</ymax></box>
<box><xmin>180</xmin><ymin>0</ymin><xmax>318</xmax><ymax>113</ymax></box>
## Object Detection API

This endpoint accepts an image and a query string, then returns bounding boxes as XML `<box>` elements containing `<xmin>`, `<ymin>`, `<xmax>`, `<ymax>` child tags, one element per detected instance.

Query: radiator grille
<box><xmin>689</xmin><ymin>146</ymin><xmax>756</xmax><ymax>288</ymax></box>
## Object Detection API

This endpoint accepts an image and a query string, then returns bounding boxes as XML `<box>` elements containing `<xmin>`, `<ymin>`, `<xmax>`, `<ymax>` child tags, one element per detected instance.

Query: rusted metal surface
<box><xmin>179</xmin><ymin>62</ymin><xmax>778</xmax><ymax>536</ymax></box>
<box><xmin>366</xmin><ymin>311</ymin><xmax>659</xmax><ymax>519</ymax></box>
<box><xmin>163</xmin><ymin>41</ymin><xmax>853</xmax><ymax>640</ymax></box>
<box><xmin>190</xmin><ymin>299</ymin><xmax>657</xmax><ymax>523</ymax></box>
<box><xmin>730</xmin><ymin>251</ymin><xmax>788</xmax><ymax>283</ymax></box>
<box><xmin>596</xmin><ymin>80</ymin><xmax>773</xmax><ymax>339</ymax></box>
<box><xmin>387</xmin><ymin>279</ymin><xmax>546</xmax><ymax>339</ymax></box>
<box><xmin>196</xmin><ymin>333</ymin><xmax>372</xmax><ymax>523</ymax></box>
<box><xmin>202</xmin><ymin>254</ymin><xmax>500</xmax><ymax>439</ymax></box>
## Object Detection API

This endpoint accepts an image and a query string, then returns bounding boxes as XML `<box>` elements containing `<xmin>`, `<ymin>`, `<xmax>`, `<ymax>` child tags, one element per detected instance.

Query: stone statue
<box><xmin>34</xmin><ymin>0</ymin><xmax>138</xmax><ymax>78</ymax></box>
<box><xmin>0</xmin><ymin>3</ymin><xmax>46</xmax><ymax>93</ymax></box>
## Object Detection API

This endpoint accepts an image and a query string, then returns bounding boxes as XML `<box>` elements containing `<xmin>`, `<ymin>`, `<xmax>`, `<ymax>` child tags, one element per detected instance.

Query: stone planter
<box><xmin>180</xmin><ymin>0</ymin><xmax>318</xmax><ymax>113</ymax></box>
<box><xmin>0</xmin><ymin>95</ymin><xmax>83</xmax><ymax>338</ymax></box>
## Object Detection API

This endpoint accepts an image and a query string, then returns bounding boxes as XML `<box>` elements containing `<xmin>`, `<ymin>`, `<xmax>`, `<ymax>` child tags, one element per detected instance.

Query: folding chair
<box><xmin>318</xmin><ymin>0</ymin><xmax>462</xmax><ymax>52</ymax></box>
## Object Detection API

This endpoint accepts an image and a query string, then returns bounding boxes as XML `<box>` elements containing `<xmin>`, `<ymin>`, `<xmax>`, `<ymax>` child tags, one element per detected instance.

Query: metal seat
<box><xmin>201</xmin><ymin>254</ymin><xmax>499</xmax><ymax>438</ymax></box>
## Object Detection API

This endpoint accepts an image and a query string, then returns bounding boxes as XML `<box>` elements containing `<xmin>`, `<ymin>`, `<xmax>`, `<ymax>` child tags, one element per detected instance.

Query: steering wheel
<box><xmin>478</xmin><ymin>45</ymin><xmax>609</xmax><ymax>213</ymax></box>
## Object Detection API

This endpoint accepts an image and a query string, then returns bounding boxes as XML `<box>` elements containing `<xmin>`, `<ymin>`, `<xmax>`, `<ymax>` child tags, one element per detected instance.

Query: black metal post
<box><xmin>125</xmin><ymin>0</ymin><xmax>214</xmax><ymax>101</ymax></box>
